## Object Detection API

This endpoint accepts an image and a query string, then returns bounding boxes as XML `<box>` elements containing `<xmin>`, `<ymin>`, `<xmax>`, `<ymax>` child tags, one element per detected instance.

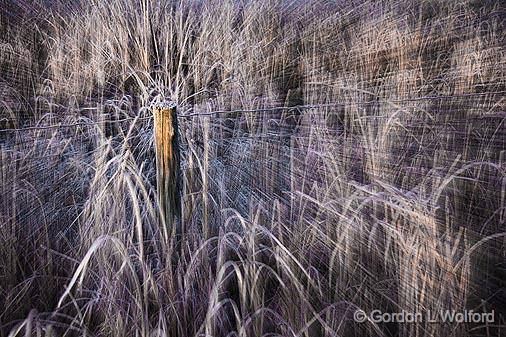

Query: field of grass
<box><xmin>1</xmin><ymin>0</ymin><xmax>505</xmax><ymax>336</ymax></box>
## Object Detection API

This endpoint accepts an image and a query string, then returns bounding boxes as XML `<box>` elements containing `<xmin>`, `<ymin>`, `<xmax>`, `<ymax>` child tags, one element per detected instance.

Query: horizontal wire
<box><xmin>178</xmin><ymin>90</ymin><xmax>506</xmax><ymax>118</ymax></box>
<box><xmin>1</xmin><ymin>89</ymin><xmax>504</xmax><ymax>136</ymax></box>
<box><xmin>0</xmin><ymin>116</ymin><xmax>152</xmax><ymax>134</ymax></box>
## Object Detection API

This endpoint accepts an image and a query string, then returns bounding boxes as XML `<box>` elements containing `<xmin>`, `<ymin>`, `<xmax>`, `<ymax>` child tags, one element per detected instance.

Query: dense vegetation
<box><xmin>1</xmin><ymin>0</ymin><xmax>505</xmax><ymax>336</ymax></box>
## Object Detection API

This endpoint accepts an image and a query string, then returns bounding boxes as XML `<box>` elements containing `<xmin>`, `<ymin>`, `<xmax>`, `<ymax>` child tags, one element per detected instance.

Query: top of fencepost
<box><xmin>152</xmin><ymin>101</ymin><xmax>177</xmax><ymax>112</ymax></box>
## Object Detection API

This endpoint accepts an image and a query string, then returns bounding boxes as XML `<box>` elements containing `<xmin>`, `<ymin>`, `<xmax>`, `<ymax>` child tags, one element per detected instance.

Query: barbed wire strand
<box><xmin>1</xmin><ymin>90</ymin><xmax>505</xmax><ymax>134</ymax></box>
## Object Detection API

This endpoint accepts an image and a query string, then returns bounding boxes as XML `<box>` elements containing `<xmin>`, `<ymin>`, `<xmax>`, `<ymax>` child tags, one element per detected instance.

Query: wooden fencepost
<box><xmin>152</xmin><ymin>101</ymin><xmax>181</xmax><ymax>235</ymax></box>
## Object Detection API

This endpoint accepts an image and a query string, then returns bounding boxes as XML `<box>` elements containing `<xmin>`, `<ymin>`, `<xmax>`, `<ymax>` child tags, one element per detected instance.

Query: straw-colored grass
<box><xmin>0</xmin><ymin>0</ymin><xmax>505</xmax><ymax>336</ymax></box>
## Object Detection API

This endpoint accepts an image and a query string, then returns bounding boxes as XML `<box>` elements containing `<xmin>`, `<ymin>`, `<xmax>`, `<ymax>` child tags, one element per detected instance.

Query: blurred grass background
<box><xmin>0</xmin><ymin>1</ymin><xmax>505</xmax><ymax>336</ymax></box>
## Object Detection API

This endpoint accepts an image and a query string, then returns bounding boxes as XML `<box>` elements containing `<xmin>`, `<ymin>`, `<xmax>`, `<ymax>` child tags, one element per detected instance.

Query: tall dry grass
<box><xmin>1</xmin><ymin>0</ymin><xmax>505</xmax><ymax>336</ymax></box>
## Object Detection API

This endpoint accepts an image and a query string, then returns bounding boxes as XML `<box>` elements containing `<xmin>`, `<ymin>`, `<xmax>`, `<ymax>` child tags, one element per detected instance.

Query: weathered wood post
<box><xmin>152</xmin><ymin>101</ymin><xmax>181</xmax><ymax>236</ymax></box>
